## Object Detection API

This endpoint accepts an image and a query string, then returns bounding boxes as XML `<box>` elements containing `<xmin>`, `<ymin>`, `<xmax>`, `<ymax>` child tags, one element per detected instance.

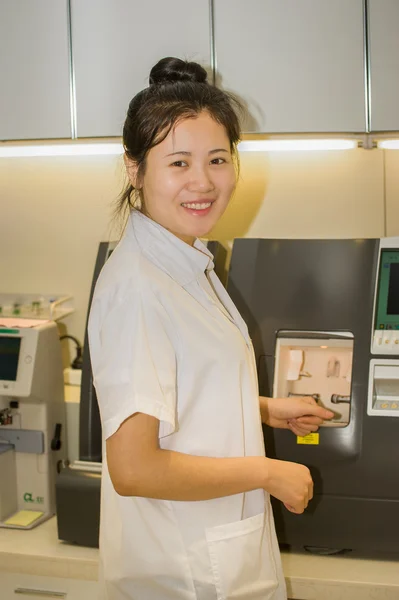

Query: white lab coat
<box><xmin>88</xmin><ymin>210</ymin><xmax>287</xmax><ymax>600</ymax></box>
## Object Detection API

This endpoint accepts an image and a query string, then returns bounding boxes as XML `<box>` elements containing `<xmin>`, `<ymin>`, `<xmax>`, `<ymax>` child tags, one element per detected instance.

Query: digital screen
<box><xmin>376</xmin><ymin>250</ymin><xmax>399</xmax><ymax>330</ymax></box>
<box><xmin>0</xmin><ymin>337</ymin><xmax>21</xmax><ymax>381</ymax></box>
<box><xmin>387</xmin><ymin>263</ymin><xmax>399</xmax><ymax>315</ymax></box>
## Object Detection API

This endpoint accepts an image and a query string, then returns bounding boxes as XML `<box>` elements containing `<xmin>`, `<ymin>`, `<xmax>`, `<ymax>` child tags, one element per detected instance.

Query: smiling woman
<box><xmin>123</xmin><ymin>112</ymin><xmax>237</xmax><ymax>244</ymax></box>
<box><xmin>88</xmin><ymin>57</ymin><xmax>299</xmax><ymax>600</ymax></box>
<box><xmin>117</xmin><ymin>57</ymin><xmax>242</xmax><ymax>243</ymax></box>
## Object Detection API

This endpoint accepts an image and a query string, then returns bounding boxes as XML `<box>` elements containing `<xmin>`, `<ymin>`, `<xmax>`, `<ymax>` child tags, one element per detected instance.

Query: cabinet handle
<box><xmin>14</xmin><ymin>589</ymin><xmax>67</xmax><ymax>598</ymax></box>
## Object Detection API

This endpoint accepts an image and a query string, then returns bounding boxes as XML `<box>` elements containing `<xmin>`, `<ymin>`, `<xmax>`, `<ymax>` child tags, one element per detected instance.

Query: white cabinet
<box><xmin>0</xmin><ymin>0</ymin><xmax>71</xmax><ymax>141</ymax></box>
<box><xmin>369</xmin><ymin>0</ymin><xmax>399</xmax><ymax>131</ymax></box>
<box><xmin>214</xmin><ymin>0</ymin><xmax>366</xmax><ymax>133</ymax></box>
<box><xmin>71</xmin><ymin>0</ymin><xmax>211</xmax><ymax>138</ymax></box>
<box><xmin>0</xmin><ymin>572</ymin><xmax>99</xmax><ymax>600</ymax></box>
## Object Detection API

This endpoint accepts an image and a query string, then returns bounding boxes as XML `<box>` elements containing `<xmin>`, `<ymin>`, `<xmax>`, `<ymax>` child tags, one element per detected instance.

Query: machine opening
<box><xmin>273</xmin><ymin>332</ymin><xmax>354</xmax><ymax>427</ymax></box>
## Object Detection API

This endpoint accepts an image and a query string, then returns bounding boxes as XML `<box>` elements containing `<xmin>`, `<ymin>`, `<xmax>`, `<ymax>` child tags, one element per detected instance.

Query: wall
<box><xmin>1</xmin><ymin>148</ymin><xmax>398</xmax><ymax>364</ymax></box>
<box><xmin>385</xmin><ymin>151</ymin><xmax>399</xmax><ymax>236</ymax></box>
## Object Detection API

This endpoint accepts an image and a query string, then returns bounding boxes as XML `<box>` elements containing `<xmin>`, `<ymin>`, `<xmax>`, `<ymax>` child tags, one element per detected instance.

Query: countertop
<box><xmin>1</xmin><ymin>517</ymin><xmax>399</xmax><ymax>599</ymax></box>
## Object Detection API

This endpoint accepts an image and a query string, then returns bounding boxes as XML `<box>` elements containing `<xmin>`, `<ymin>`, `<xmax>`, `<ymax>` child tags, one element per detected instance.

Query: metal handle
<box><xmin>288</xmin><ymin>392</ymin><xmax>320</xmax><ymax>402</ymax></box>
<box><xmin>14</xmin><ymin>589</ymin><xmax>66</xmax><ymax>598</ymax></box>
<box><xmin>331</xmin><ymin>394</ymin><xmax>351</xmax><ymax>404</ymax></box>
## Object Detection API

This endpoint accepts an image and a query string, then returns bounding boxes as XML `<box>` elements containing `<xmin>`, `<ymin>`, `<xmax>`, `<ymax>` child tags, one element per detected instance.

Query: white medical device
<box><xmin>0</xmin><ymin>321</ymin><xmax>67</xmax><ymax>529</ymax></box>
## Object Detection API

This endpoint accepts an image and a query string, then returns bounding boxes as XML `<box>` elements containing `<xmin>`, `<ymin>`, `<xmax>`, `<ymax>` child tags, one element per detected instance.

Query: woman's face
<box><xmin>126</xmin><ymin>111</ymin><xmax>237</xmax><ymax>245</ymax></box>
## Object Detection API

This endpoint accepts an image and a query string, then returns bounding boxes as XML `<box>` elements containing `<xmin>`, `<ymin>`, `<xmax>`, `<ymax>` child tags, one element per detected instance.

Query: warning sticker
<box><xmin>297</xmin><ymin>433</ymin><xmax>320</xmax><ymax>445</ymax></box>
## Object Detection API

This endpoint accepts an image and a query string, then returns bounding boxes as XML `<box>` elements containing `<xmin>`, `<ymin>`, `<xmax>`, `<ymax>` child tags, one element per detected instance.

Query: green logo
<box><xmin>23</xmin><ymin>493</ymin><xmax>44</xmax><ymax>504</ymax></box>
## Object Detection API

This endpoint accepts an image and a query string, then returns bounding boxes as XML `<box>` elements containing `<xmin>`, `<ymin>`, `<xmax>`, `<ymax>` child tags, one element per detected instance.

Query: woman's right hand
<box><xmin>264</xmin><ymin>458</ymin><xmax>313</xmax><ymax>514</ymax></box>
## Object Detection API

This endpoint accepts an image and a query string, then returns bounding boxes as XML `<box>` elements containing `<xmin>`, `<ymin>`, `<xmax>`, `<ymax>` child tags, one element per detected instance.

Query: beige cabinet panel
<box><xmin>385</xmin><ymin>151</ymin><xmax>399</xmax><ymax>236</ymax></box>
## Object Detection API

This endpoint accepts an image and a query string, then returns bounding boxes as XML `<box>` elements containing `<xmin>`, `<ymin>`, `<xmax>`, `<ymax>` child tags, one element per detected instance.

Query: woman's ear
<box><xmin>124</xmin><ymin>153</ymin><xmax>140</xmax><ymax>189</ymax></box>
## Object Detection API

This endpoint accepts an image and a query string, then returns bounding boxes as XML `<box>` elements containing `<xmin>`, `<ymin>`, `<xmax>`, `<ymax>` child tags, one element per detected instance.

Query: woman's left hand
<box><xmin>259</xmin><ymin>396</ymin><xmax>335</xmax><ymax>437</ymax></box>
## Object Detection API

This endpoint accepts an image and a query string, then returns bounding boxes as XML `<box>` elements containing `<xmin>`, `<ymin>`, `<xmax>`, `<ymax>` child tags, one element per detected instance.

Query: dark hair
<box><xmin>116</xmin><ymin>57</ymin><xmax>243</xmax><ymax>218</ymax></box>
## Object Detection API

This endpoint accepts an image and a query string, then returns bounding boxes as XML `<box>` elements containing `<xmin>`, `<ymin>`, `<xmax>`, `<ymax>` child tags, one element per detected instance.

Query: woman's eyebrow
<box><xmin>165</xmin><ymin>148</ymin><xmax>229</xmax><ymax>157</ymax></box>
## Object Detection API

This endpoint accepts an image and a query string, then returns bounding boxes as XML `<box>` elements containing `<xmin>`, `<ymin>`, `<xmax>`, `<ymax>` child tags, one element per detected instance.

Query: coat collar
<box><xmin>129</xmin><ymin>210</ymin><xmax>214</xmax><ymax>287</ymax></box>
<box><xmin>128</xmin><ymin>210</ymin><xmax>251</xmax><ymax>347</ymax></box>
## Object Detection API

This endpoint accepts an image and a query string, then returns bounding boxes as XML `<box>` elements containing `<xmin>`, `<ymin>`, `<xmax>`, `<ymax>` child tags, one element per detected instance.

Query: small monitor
<box><xmin>0</xmin><ymin>336</ymin><xmax>21</xmax><ymax>381</ymax></box>
<box><xmin>375</xmin><ymin>250</ymin><xmax>399</xmax><ymax>330</ymax></box>
<box><xmin>0</xmin><ymin>328</ymin><xmax>38</xmax><ymax>396</ymax></box>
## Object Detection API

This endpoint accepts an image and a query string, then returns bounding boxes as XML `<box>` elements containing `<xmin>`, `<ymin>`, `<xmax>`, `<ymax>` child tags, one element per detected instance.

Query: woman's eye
<box><xmin>210</xmin><ymin>157</ymin><xmax>226</xmax><ymax>165</ymax></box>
<box><xmin>171</xmin><ymin>160</ymin><xmax>187</xmax><ymax>167</ymax></box>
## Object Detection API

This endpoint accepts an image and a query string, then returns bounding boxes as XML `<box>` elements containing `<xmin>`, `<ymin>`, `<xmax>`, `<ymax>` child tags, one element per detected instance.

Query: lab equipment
<box><xmin>0</xmin><ymin>320</ymin><xmax>67</xmax><ymax>529</ymax></box>
<box><xmin>227</xmin><ymin>237</ymin><xmax>399</xmax><ymax>553</ymax></box>
<box><xmin>0</xmin><ymin>294</ymin><xmax>73</xmax><ymax>321</ymax></box>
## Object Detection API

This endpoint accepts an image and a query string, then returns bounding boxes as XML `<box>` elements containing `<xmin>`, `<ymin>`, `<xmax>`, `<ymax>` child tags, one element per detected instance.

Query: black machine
<box><xmin>227</xmin><ymin>237</ymin><xmax>399</xmax><ymax>554</ymax></box>
<box><xmin>56</xmin><ymin>241</ymin><xmax>117</xmax><ymax>548</ymax></box>
<box><xmin>55</xmin><ymin>239</ymin><xmax>225</xmax><ymax>548</ymax></box>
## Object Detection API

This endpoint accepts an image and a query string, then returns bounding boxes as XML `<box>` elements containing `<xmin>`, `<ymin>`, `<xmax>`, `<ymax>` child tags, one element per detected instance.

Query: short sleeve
<box><xmin>88</xmin><ymin>285</ymin><xmax>178</xmax><ymax>440</ymax></box>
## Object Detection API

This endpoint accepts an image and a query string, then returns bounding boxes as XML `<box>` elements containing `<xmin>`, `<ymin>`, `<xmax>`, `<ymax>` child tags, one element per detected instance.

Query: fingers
<box><xmin>284</xmin><ymin>503</ymin><xmax>303</xmax><ymax>514</ymax></box>
<box><xmin>288</xmin><ymin>420</ymin><xmax>317</xmax><ymax>436</ymax></box>
<box><xmin>309</xmin><ymin>478</ymin><xmax>314</xmax><ymax>501</ymax></box>
<box><xmin>284</xmin><ymin>482</ymin><xmax>313</xmax><ymax>514</ymax></box>
<box><xmin>295</xmin><ymin>416</ymin><xmax>324</xmax><ymax>426</ymax></box>
<box><xmin>299</xmin><ymin>398</ymin><xmax>335</xmax><ymax>420</ymax></box>
<box><xmin>275</xmin><ymin>461</ymin><xmax>314</xmax><ymax>515</ymax></box>
<box><xmin>308</xmin><ymin>404</ymin><xmax>335</xmax><ymax>420</ymax></box>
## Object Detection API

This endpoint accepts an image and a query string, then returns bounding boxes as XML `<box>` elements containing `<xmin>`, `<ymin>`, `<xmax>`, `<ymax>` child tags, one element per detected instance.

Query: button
<box><xmin>391</xmin><ymin>403</ymin><xmax>398</xmax><ymax>409</ymax></box>
<box><xmin>381</xmin><ymin>403</ymin><xmax>389</xmax><ymax>409</ymax></box>
<box><xmin>24</xmin><ymin>355</ymin><xmax>32</xmax><ymax>364</ymax></box>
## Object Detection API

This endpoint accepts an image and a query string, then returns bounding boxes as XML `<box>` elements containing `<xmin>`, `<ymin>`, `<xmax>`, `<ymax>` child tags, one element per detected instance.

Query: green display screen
<box><xmin>375</xmin><ymin>250</ymin><xmax>399</xmax><ymax>330</ymax></box>
<box><xmin>0</xmin><ymin>336</ymin><xmax>21</xmax><ymax>381</ymax></box>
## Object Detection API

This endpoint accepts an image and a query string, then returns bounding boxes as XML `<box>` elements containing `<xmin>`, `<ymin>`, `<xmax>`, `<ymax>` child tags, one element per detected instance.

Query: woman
<box><xmin>88</xmin><ymin>57</ymin><xmax>333</xmax><ymax>600</ymax></box>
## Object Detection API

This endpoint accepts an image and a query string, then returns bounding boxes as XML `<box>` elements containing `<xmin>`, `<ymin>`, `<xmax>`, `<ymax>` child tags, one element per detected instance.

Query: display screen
<box><xmin>0</xmin><ymin>337</ymin><xmax>21</xmax><ymax>381</ymax></box>
<box><xmin>376</xmin><ymin>250</ymin><xmax>399</xmax><ymax>329</ymax></box>
<box><xmin>387</xmin><ymin>263</ymin><xmax>399</xmax><ymax>315</ymax></box>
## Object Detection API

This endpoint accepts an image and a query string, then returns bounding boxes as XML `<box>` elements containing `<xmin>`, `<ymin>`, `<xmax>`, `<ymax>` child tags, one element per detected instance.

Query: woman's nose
<box><xmin>187</xmin><ymin>166</ymin><xmax>214</xmax><ymax>193</ymax></box>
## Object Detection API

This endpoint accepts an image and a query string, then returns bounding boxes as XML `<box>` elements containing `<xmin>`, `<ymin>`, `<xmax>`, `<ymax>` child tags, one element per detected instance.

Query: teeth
<box><xmin>181</xmin><ymin>202</ymin><xmax>212</xmax><ymax>210</ymax></box>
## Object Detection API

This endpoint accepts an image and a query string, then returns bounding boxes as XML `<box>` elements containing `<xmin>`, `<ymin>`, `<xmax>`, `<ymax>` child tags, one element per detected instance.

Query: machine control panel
<box><xmin>372</xmin><ymin>330</ymin><xmax>399</xmax><ymax>354</ymax></box>
<box><xmin>372</xmin><ymin>247</ymin><xmax>399</xmax><ymax>355</ymax></box>
<box><xmin>373</xmin><ymin>400</ymin><xmax>399</xmax><ymax>410</ymax></box>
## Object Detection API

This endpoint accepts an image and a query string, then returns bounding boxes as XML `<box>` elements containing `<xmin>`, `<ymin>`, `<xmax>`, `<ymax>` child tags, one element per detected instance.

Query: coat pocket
<box><xmin>205</xmin><ymin>511</ymin><xmax>279</xmax><ymax>600</ymax></box>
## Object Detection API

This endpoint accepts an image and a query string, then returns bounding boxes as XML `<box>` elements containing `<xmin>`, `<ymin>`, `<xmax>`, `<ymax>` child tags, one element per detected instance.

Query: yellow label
<box><xmin>297</xmin><ymin>433</ymin><xmax>320</xmax><ymax>445</ymax></box>
<box><xmin>4</xmin><ymin>510</ymin><xmax>43</xmax><ymax>527</ymax></box>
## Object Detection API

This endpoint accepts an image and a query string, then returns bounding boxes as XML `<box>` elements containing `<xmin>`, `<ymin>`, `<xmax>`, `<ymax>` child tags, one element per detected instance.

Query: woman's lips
<box><xmin>180</xmin><ymin>201</ymin><xmax>214</xmax><ymax>216</ymax></box>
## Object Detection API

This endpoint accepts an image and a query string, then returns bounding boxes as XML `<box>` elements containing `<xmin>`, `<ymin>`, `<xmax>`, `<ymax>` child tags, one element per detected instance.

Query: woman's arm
<box><xmin>106</xmin><ymin>412</ymin><xmax>313</xmax><ymax>513</ymax></box>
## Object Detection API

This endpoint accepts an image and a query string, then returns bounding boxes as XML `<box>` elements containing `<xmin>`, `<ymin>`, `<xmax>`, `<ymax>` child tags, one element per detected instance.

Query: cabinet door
<box><xmin>214</xmin><ymin>0</ymin><xmax>365</xmax><ymax>133</ymax></box>
<box><xmin>71</xmin><ymin>0</ymin><xmax>211</xmax><ymax>138</ymax></box>
<box><xmin>0</xmin><ymin>0</ymin><xmax>71</xmax><ymax>140</ymax></box>
<box><xmin>369</xmin><ymin>0</ymin><xmax>399</xmax><ymax>131</ymax></box>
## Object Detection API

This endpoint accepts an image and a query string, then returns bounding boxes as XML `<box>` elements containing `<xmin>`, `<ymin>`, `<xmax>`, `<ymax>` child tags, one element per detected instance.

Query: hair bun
<box><xmin>149</xmin><ymin>57</ymin><xmax>208</xmax><ymax>86</ymax></box>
